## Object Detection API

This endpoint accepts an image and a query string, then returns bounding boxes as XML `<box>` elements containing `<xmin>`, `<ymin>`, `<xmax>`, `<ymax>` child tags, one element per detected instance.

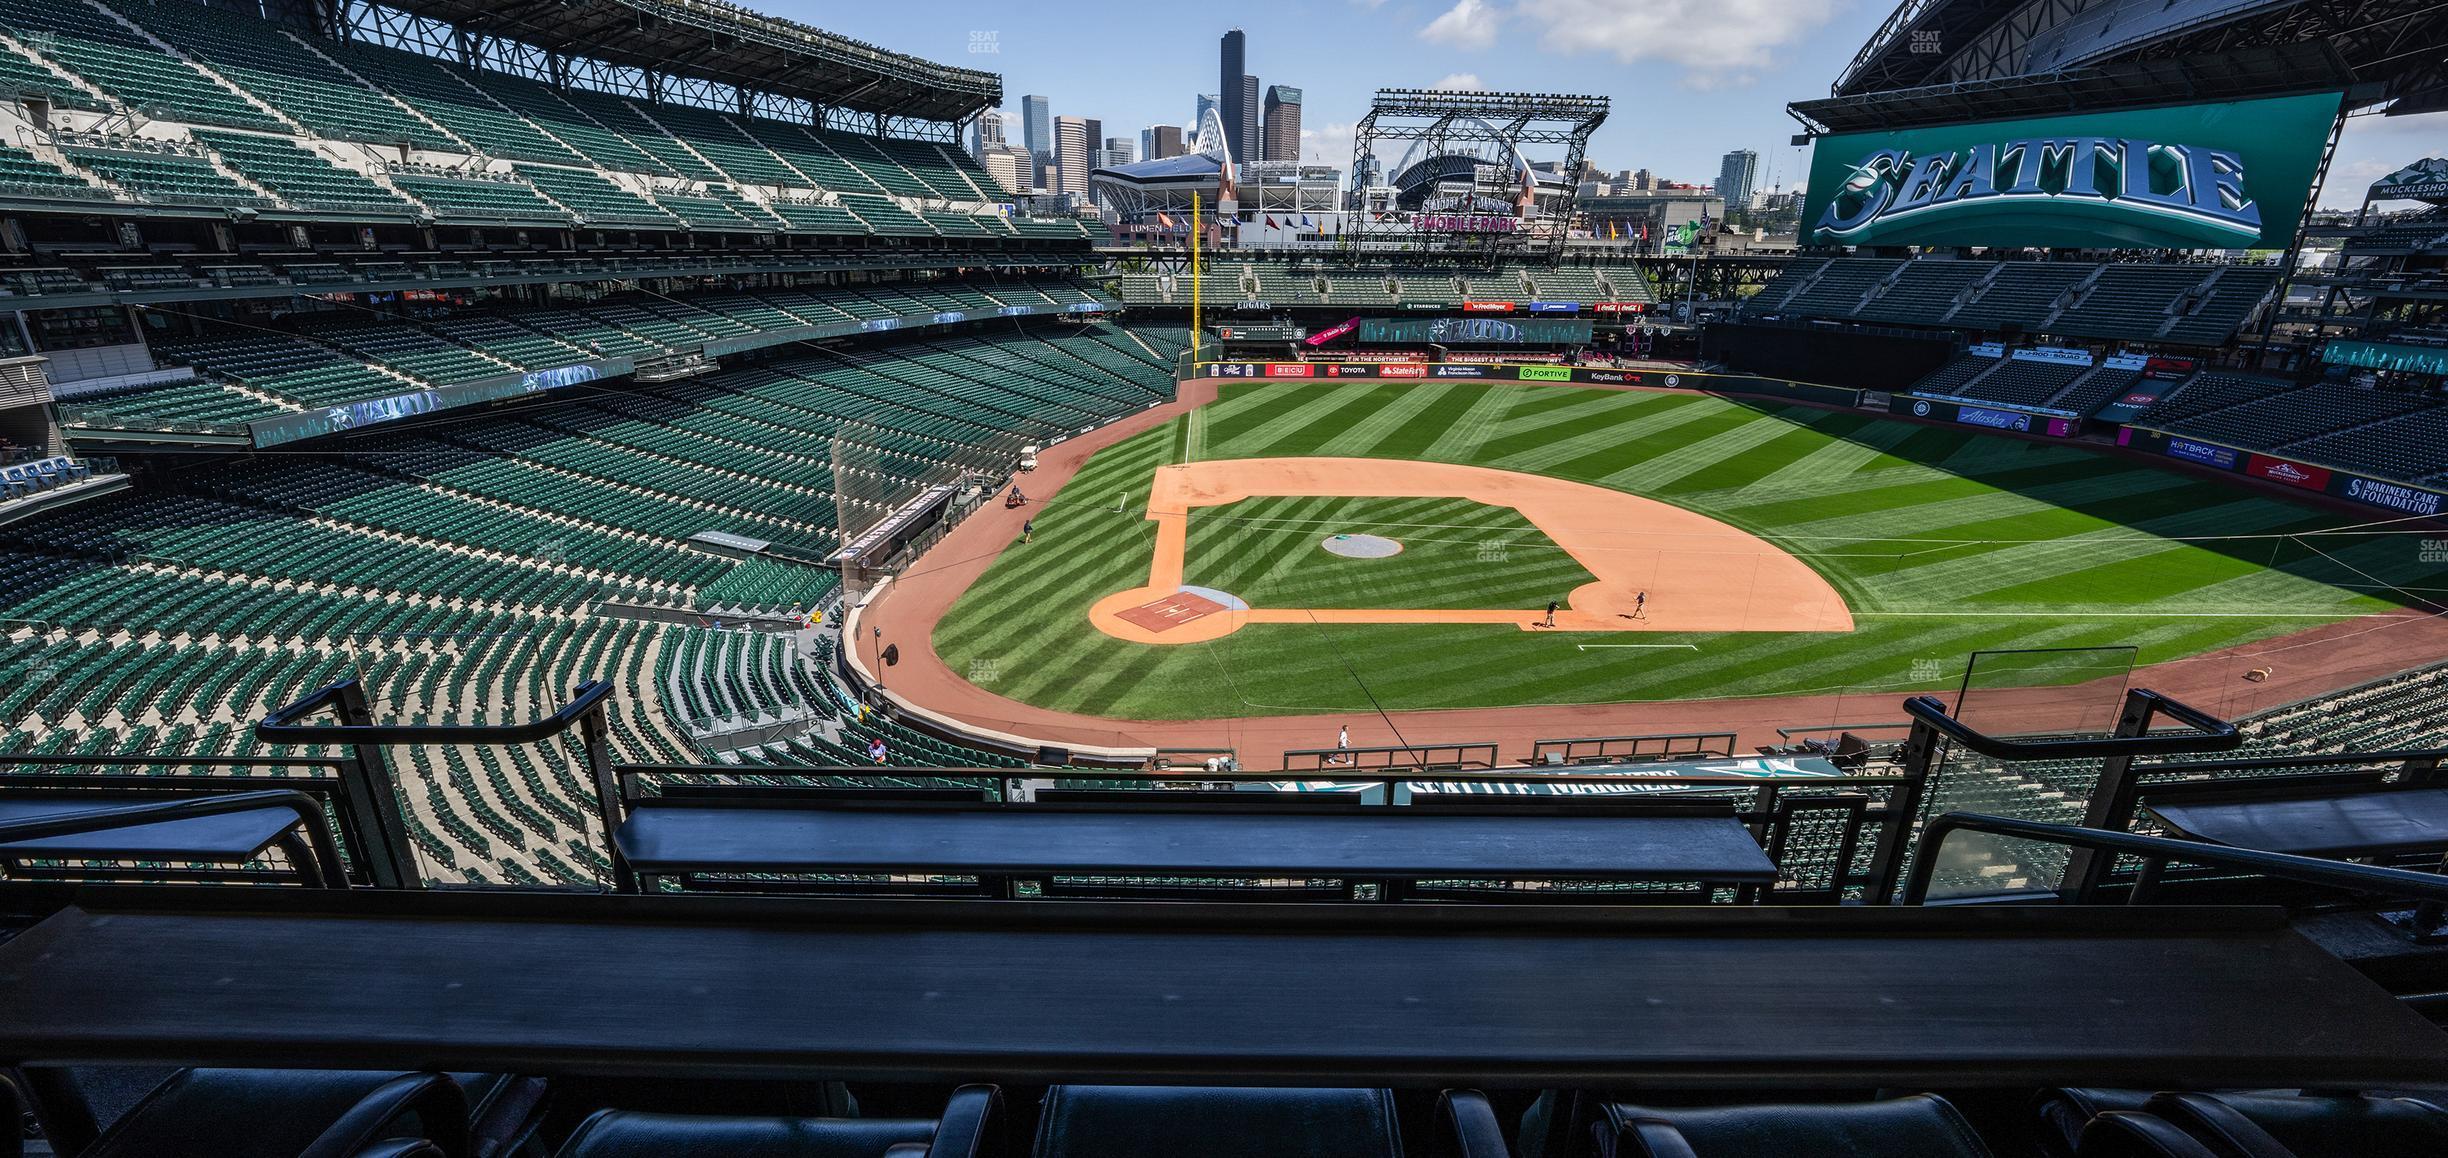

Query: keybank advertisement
<box><xmin>1802</xmin><ymin>92</ymin><xmax>2340</xmax><ymax>250</ymax></box>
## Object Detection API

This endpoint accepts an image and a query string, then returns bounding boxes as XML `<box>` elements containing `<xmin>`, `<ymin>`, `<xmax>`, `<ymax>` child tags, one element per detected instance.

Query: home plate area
<box><xmin>1114</xmin><ymin>591</ymin><xmax>1228</xmax><ymax>634</ymax></box>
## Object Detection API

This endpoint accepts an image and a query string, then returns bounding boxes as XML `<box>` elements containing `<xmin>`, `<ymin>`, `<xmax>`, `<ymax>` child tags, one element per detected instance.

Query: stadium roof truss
<box><xmin>1828</xmin><ymin>0</ymin><xmax>2447</xmax><ymax>116</ymax></box>
<box><xmin>340</xmin><ymin>0</ymin><xmax>999</xmax><ymax>131</ymax></box>
<box><xmin>1349</xmin><ymin>89</ymin><xmax>1609</xmax><ymax>259</ymax></box>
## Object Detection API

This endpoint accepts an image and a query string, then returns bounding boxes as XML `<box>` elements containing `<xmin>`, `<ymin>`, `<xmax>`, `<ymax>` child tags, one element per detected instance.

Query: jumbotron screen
<box><xmin>1800</xmin><ymin>91</ymin><xmax>2340</xmax><ymax>250</ymax></box>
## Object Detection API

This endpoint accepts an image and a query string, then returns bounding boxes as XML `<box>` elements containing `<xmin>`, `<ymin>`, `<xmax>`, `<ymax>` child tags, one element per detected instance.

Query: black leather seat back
<box><xmin>553</xmin><ymin>1110</ymin><xmax>937</xmax><ymax>1158</ymax></box>
<box><xmin>1031</xmin><ymin>1086</ymin><xmax>1402</xmax><ymax>1158</ymax></box>
<box><xmin>1598</xmin><ymin>1095</ymin><xmax>1992</xmax><ymax>1158</ymax></box>
<box><xmin>2149</xmin><ymin>1092</ymin><xmax>2448</xmax><ymax>1158</ymax></box>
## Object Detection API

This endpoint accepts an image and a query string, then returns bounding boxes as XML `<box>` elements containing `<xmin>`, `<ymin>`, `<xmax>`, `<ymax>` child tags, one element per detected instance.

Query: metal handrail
<box><xmin>258</xmin><ymin>679</ymin><xmax>614</xmax><ymax>745</ymax></box>
<box><xmin>1902</xmin><ymin>690</ymin><xmax>2240</xmax><ymax>760</ymax></box>
<box><xmin>0</xmin><ymin>789</ymin><xmax>347</xmax><ymax>889</ymax></box>
<box><xmin>1903</xmin><ymin>811</ymin><xmax>2448</xmax><ymax>907</ymax></box>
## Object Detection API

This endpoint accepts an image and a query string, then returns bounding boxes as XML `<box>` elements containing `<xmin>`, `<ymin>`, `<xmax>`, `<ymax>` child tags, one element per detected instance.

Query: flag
<box><xmin>1265</xmin><ymin>215</ymin><xmax>1279</xmax><ymax>229</ymax></box>
<box><xmin>1300</xmin><ymin>215</ymin><xmax>1314</xmax><ymax>229</ymax></box>
<box><xmin>1157</xmin><ymin>212</ymin><xmax>1176</xmax><ymax>229</ymax></box>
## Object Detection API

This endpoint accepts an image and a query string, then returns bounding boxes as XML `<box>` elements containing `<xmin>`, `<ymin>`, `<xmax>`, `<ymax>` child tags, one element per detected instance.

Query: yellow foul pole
<box><xmin>1189</xmin><ymin>192</ymin><xmax>1203</xmax><ymax>367</ymax></box>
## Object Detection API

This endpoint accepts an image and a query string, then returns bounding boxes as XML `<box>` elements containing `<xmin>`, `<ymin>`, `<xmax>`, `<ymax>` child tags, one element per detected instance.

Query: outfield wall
<box><xmin>2118</xmin><ymin>427</ymin><xmax>2448</xmax><ymax>520</ymax></box>
<box><xmin>1190</xmin><ymin>361</ymin><xmax>1861</xmax><ymax>408</ymax></box>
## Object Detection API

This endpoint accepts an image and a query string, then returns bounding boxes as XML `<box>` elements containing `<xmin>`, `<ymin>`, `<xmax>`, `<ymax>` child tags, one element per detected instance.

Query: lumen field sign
<box><xmin>1802</xmin><ymin>92</ymin><xmax>2340</xmax><ymax>249</ymax></box>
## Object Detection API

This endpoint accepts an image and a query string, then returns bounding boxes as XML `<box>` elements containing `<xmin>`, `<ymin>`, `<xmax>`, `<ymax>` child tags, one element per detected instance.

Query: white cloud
<box><xmin>1432</xmin><ymin>72</ymin><xmax>1486</xmax><ymax>90</ymax></box>
<box><xmin>1300</xmin><ymin>121</ymin><xmax>1361</xmax><ymax>168</ymax></box>
<box><xmin>1420</xmin><ymin>0</ymin><xmax>1501</xmax><ymax>49</ymax></box>
<box><xmin>1514</xmin><ymin>0</ymin><xmax>1839</xmax><ymax>85</ymax></box>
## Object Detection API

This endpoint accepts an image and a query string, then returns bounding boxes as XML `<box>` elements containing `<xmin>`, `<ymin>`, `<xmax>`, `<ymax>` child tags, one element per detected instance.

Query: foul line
<box><xmin>1577</xmin><ymin>643</ymin><xmax>1702</xmax><ymax>651</ymax></box>
<box><xmin>1857</xmin><ymin>611</ymin><xmax>2363</xmax><ymax>619</ymax></box>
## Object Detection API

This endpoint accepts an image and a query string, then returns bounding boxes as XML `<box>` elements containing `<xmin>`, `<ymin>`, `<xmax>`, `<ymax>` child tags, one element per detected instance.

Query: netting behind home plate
<box><xmin>830</xmin><ymin>419</ymin><xmax>1020</xmax><ymax>604</ymax></box>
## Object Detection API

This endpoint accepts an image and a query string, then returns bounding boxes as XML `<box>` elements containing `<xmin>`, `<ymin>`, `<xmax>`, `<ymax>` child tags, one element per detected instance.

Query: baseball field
<box><xmin>927</xmin><ymin>380</ymin><xmax>2445</xmax><ymax>721</ymax></box>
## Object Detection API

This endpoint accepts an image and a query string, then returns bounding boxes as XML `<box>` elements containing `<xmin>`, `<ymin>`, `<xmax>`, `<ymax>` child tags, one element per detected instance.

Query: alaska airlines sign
<box><xmin>1802</xmin><ymin>93</ymin><xmax>2338</xmax><ymax>251</ymax></box>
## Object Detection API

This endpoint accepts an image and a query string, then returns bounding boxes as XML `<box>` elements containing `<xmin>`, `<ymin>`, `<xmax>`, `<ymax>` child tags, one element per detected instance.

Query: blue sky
<box><xmin>780</xmin><ymin>0</ymin><xmax>2442</xmax><ymax>209</ymax></box>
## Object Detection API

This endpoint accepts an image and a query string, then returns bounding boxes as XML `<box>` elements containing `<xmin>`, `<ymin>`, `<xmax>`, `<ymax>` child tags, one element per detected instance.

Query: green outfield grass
<box><xmin>932</xmin><ymin>381</ymin><xmax>2445</xmax><ymax>720</ymax></box>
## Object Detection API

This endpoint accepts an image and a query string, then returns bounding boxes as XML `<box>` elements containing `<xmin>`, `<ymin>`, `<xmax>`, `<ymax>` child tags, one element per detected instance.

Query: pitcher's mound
<box><xmin>1322</xmin><ymin>533</ymin><xmax>1403</xmax><ymax>559</ymax></box>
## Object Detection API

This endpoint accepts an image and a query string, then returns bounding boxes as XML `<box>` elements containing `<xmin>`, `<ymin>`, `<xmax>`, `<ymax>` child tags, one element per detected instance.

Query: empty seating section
<box><xmin>1854</xmin><ymin>261</ymin><xmax>1988</xmax><ymax>324</ymax></box>
<box><xmin>0</xmin><ymin>145</ymin><xmax>104</xmax><ymax>200</ymax></box>
<box><xmin>386</xmin><ymin>169</ymin><xmax>564</xmax><ymax>223</ymax></box>
<box><xmin>514</xmin><ymin>164</ymin><xmax>676</xmax><ymax>227</ymax></box>
<box><xmin>2049</xmin><ymin>264</ymin><xmax>2209</xmax><ymax>339</ymax></box>
<box><xmin>2158</xmin><ymin>382</ymin><xmax>2430</xmax><ymax>450</ymax></box>
<box><xmin>646</xmin><ymin>184</ymin><xmax>758</xmax><ymax>230</ymax></box>
<box><xmin>2050</xmin><ymin>365</ymin><xmax>2141</xmax><ymax>417</ymax></box>
<box><xmin>554</xmin><ymin>87</ymin><xmax>724</xmax><ymax>181</ymax></box>
<box><xmin>0</xmin><ymin>0</ymin><xmax>280</xmax><ymax>129</ymax></box>
<box><xmin>3</xmin><ymin>320</ymin><xmax>1167</xmax><ymax>880</ymax></box>
<box><xmin>1781</xmin><ymin>257</ymin><xmax>1899</xmax><ymax>316</ymax></box>
<box><xmin>1955</xmin><ymin>358</ymin><xmax>2086</xmax><ymax>410</ymax></box>
<box><xmin>61</xmin><ymin>139</ymin><xmax>265</xmax><ymax>206</ymax></box>
<box><xmin>1949</xmin><ymin>262</ymin><xmax>2094</xmax><ymax>330</ymax></box>
<box><xmin>2283</xmin><ymin>407</ymin><xmax>2448</xmax><ymax>484</ymax></box>
<box><xmin>297</xmin><ymin>318</ymin><xmax>516</xmax><ymax>384</ymax></box>
<box><xmin>152</xmin><ymin>331</ymin><xmax>405</xmax><ymax>407</ymax></box>
<box><xmin>1739</xmin><ymin>257</ymin><xmax>1828</xmax><ymax>314</ymax></box>
<box><xmin>2137</xmin><ymin>371</ymin><xmax>2298</xmax><ymax>427</ymax></box>
<box><xmin>193</xmin><ymin>130</ymin><xmax>411</xmax><ymax>214</ymax></box>
<box><xmin>2162</xmin><ymin>267</ymin><xmax>2280</xmax><ymax>345</ymax></box>
<box><xmin>465</xmin><ymin>71</ymin><xmax>672</xmax><ymax>176</ymax></box>
<box><xmin>107</xmin><ymin>0</ymin><xmax>450</xmax><ymax>150</ymax></box>
<box><xmin>631</xmin><ymin>103</ymin><xmax>802</xmax><ymax>187</ymax></box>
<box><xmin>0</xmin><ymin>43</ymin><xmax>101</xmax><ymax>109</ymax></box>
<box><xmin>1906</xmin><ymin>355</ymin><xmax>1998</xmax><ymax>398</ymax></box>
<box><xmin>320</xmin><ymin>41</ymin><xmax>582</xmax><ymax>165</ymax></box>
<box><xmin>761</xmin><ymin>196</ymin><xmax>867</xmax><ymax>233</ymax></box>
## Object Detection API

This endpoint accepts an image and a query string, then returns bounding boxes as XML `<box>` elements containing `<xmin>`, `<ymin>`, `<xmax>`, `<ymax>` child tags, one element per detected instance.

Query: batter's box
<box><xmin>1115</xmin><ymin>591</ymin><xmax>1227</xmax><ymax>633</ymax></box>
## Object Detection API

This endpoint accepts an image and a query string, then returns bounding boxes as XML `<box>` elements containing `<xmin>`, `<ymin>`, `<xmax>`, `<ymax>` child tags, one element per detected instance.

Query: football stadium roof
<box><xmin>381</xmin><ymin>0</ymin><xmax>1000</xmax><ymax>122</ymax></box>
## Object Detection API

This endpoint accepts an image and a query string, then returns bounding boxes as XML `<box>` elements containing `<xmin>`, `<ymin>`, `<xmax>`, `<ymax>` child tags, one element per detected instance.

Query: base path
<box><xmin>1088</xmin><ymin>457</ymin><xmax>1854</xmax><ymax>644</ymax></box>
<box><xmin>858</xmin><ymin>378</ymin><xmax>2448</xmax><ymax>768</ymax></box>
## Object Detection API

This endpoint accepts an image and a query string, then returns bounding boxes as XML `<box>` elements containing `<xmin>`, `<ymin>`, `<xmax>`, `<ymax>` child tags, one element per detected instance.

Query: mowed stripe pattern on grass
<box><xmin>933</xmin><ymin>382</ymin><xmax>2443</xmax><ymax>720</ymax></box>
<box><xmin>1183</xmin><ymin>495</ymin><xmax>1597</xmax><ymax>611</ymax></box>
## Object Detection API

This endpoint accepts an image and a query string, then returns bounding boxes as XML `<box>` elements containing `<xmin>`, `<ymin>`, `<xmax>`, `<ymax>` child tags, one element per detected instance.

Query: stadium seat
<box><xmin>1589</xmin><ymin>1095</ymin><xmax>1991</xmax><ymax>1158</ymax></box>
<box><xmin>2132</xmin><ymin>1091</ymin><xmax>2448</xmax><ymax>1158</ymax></box>
<box><xmin>68</xmin><ymin>1069</ymin><xmax>480</xmax><ymax>1158</ymax></box>
<box><xmin>1030</xmin><ymin>1086</ymin><xmax>1402</xmax><ymax>1158</ymax></box>
<box><xmin>552</xmin><ymin>1084</ymin><xmax>996</xmax><ymax>1158</ymax></box>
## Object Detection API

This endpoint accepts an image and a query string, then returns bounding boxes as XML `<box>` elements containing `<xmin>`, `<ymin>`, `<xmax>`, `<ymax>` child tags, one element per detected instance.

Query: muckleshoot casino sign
<box><xmin>1801</xmin><ymin>92</ymin><xmax>2341</xmax><ymax>250</ymax></box>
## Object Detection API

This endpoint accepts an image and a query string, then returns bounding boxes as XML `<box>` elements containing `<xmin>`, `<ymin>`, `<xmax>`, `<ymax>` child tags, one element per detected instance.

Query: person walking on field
<box><xmin>1635</xmin><ymin>590</ymin><xmax>1647</xmax><ymax>620</ymax></box>
<box><xmin>1335</xmin><ymin>725</ymin><xmax>1351</xmax><ymax>765</ymax></box>
<box><xmin>1023</xmin><ymin>518</ymin><xmax>1034</xmax><ymax>544</ymax></box>
<box><xmin>1544</xmin><ymin>600</ymin><xmax>1559</xmax><ymax>628</ymax></box>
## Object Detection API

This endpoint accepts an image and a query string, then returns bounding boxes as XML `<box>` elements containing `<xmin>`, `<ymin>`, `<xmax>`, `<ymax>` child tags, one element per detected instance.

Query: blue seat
<box><xmin>1031</xmin><ymin>1086</ymin><xmax>1402</xmax><ymax>1158</ymax></box>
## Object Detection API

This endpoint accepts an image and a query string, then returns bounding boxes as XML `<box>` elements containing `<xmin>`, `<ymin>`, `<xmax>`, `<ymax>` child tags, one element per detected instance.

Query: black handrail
<box><xmin>0</xmin><ymin>789</ymin><xmax>348</xmax><ymax>889</ymax></box>
<box><xmin>258</xmin><ymin>679</ymin><xmax>615</xmax><ymax>745</ymax></box>
<box><xmin>1901</xmin><ymin>690</ymin><xmax>2241</xmax><ymax>760</ymax></box>
<box><xmin>2142</xmin><ymin>746</ymin><xmax>2448</xmax><ymax>775</ymax></box>
<box><xmin>1902</xmin><ymin>811</ymin><xmax>2448</xmax><ymax>907</ymax></box>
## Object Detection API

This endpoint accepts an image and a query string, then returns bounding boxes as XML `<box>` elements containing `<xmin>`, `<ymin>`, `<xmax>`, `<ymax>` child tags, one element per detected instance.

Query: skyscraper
<box><xmin>1718</xmin><ymin>149</ymin><xmax>1760</xmax><ymax>211</ymax></box>
<box><xmin>968</xmin><ymin>110</ymin><xmax>1006</xmax><ymax>160</ymax></box>
<box><xmin>1083</xmin><ymin>117</ymin><xmax>1103</xmax><ymax>171</ymax></box>
<box><xmin>1054</xmin><ymin>115</ymin><xmax>1091</xmax><ymax>197</ymax></box>
<box><xmin>1148</xmin><ymin>124</ymin><xmax>1185</xmax><ymax>160</ymax></box>
<box><xmin>1219</xmin><ymin>29</ymin><xmax>1252</xmax><ymax>163</ymax></box>
<box><xmin>1021</xmin><ymin>95</ymin><xmax>1052</xmax><ymax>173</ymax></box>
<box><xmin>1235</xmin><ymin>76</ymin><xmax>1260</xmax><ymax>165</ymax></box>
<box><xmin>1104</xmin><ymin>137</ymin><xmax>1137</xmax><ymax>166</ymax></box>
<box><xmin>1262</xmin><ymin>85</ymin><xmax>1302</xmax><ymax>163</ymax></box>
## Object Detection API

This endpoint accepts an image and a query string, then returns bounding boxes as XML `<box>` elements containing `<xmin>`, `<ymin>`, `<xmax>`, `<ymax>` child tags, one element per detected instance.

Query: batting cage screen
<box><xmin>830</xmin><ymin>419</ymin><xmax>1023</xmax><ymax>604</ymax></box>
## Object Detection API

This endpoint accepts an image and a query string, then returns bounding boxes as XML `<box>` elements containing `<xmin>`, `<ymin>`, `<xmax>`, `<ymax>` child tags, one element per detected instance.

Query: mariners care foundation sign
<box><xmin>1802</xmin><ymin>92</ymin><xmax>2339</xmax><ymax>250</ymax></box>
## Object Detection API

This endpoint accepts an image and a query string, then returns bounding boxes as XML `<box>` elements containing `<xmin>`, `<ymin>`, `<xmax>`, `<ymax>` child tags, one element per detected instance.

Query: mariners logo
<box><xmin>1814</xmin><ymin>137</ymin><xmax>2263</xmax><ymax>249</ymax></box>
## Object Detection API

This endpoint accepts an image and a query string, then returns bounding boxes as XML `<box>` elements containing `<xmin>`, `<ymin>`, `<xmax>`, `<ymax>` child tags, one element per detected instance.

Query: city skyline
<box><xmin>782</xmin><ymin>0</ymin><xmax>2443</xmax><ymax>210</ymax></box>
